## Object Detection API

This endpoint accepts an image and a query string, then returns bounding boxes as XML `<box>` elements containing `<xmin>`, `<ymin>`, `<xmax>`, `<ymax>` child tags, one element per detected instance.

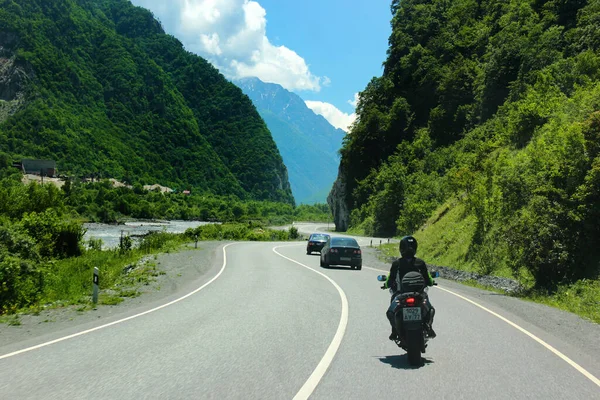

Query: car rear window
<box><xmin>310</xmin><ymin>234</ymin><xmax>329</xmax><ymax>240</ymax></box>
<box><xmin>331</xmin><ymin>237</ymin><xmax>359</xmax><ymax>247</ymax></box>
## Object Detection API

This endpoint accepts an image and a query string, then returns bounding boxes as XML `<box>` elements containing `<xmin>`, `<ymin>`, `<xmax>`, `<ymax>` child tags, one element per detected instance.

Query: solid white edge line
<box><xmin>0</xmin><ymin>243</ymin><xmax>234</xmax><ymax>361</ymax></box>
<box><xmin>273</xmin><ymin>244</ymin><xmax>349</xmax><ymax>400</ymax></box>
<box><xmin>363</xmin><ymin>265</ymin><xmax>600</xmax><ymax>388</ymax></box>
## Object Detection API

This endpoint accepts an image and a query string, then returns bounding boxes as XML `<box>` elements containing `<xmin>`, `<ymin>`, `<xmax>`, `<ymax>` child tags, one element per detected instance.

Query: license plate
<box><xmin>403</xmin><ymin>307</ymin><xmax>422</xmax><ymax>321</ymax></box>
<box><xmin>340</xmin><ymin>257</ymin><xmax>351</xmax><ymax>261</ymax></box>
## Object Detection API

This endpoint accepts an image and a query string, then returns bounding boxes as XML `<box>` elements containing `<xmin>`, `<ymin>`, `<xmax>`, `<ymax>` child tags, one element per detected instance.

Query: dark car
<box><xmin>320</xmin><ymin>236</ymin><xmax>362</xmax><ymax>270</ymax></box>
<box><xmin>307</xmin><ymin>233</ymin><xmax>330</xmax><ymax>254</ymax></box>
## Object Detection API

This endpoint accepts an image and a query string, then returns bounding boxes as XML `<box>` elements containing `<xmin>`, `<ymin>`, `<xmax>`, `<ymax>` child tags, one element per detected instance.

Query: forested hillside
<box><xmin>330</xmin><ymin>0</ymin><xmax>600</xmax><ymax>289</ymax></box>
<box><xmin>0</xmin><ymin>0</ymin><xmax>293</xmax><ymax>204</ymax></box>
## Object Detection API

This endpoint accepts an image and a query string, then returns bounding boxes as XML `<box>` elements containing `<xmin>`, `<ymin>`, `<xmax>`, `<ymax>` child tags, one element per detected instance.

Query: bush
<box><xmin>0</xmin><ymin>218</ymin><xmax>40</xmax><ymax>261</ymax></box>
<box><xmin>0</xmin><ymin>255</ymin><xmax>44</xmax><ymax>312</ymax></box>
<box><xmin>86</xmin><ymin>237</ymin><xmax>103</xmax><ymax>251</ymax></box>
<box><xmin>119</xmin><ymin>235</ymin><xmax>133</xmax><ymax>253</ymax></box>
<box><xmin>21</xmin><ymin>209</ymin><xmax>85</xmax><ymax>258</ymax></box>
<box><xmin>506</xmin><ymin>195</ymin><xmax>579</xmax><ymax>288</ymax></box>
<box><xmin>139</xmin><ymin>232</ymin><xmax>181</xmax><ymax>253</ymax></box>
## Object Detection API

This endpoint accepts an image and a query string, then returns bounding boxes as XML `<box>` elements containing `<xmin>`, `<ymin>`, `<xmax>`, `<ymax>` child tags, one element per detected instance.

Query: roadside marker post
<box><xmin>93</xmin><ymin>267</ymin><xmax>99</xmax><ymax>304</ymax></box>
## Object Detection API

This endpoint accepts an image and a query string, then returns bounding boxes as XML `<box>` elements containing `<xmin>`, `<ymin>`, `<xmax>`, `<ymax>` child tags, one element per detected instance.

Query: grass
<box><xmin>525</xmin><ymin>280</ymin><xmax>600</xmax><ymax>324</ymax></box>
<box><xmin>377</xmin><ymin>243</ymin><xmax>398</xmax><ymax>261</ymax></box>
<box><xmin>0</xmin><ymin>314</ymin><xmax>23</xmax><ymax>326</ymax></box>
<box><xmin>27</xmin><ymin>232</ymin><xmax>189</xmax><ymax>312</ymax></box>
<box><xmin>100</xmin><ymin>295</ymin><xmax>124</xmax><ymax>306</ymax></box>
<box><xmin>413</xmin><ymin>201</ymin><xmax>478</xmax><ymax>272</ymax></box>
<box><xmin>413</xmin><ymin>198</ymin><xmax>519</xmax><ymax>280</ymax></box>
<box><xmin>346</xmin><ymin>226</ymin><xmax>366</xmax><ymax>236</ymax></box>
<box><xmin>117</xmin><ymin>289</ymin><xmax>141</xmax><ymax>298</ymax></box>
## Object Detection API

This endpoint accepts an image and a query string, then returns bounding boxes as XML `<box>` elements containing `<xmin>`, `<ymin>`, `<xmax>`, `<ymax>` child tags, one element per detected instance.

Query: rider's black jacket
<box><xmin>387</xmin><ymin>257</ymin><xmax>433</xmax><ymax>293</ymax></box>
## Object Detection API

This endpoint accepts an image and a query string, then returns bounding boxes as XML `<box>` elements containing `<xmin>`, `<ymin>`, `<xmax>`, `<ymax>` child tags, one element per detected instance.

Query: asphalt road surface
<box><xmin>1</xmin><ymin>225</ymin><xmax>599</xmax><ymax>399</ymax></box>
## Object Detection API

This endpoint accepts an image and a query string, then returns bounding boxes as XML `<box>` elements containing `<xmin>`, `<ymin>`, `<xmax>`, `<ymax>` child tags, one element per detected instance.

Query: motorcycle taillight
<box><xmin>405</xmin><ymin>297</ymin><xmax>416</xmax><ymax>306</ymax></box>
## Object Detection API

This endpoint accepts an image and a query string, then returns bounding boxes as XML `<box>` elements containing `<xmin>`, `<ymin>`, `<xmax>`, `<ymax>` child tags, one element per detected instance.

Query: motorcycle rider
<box><xmin>383</xmin><ymin>236</ymin><xmax>436</xmax><ymax>341</ymax></box>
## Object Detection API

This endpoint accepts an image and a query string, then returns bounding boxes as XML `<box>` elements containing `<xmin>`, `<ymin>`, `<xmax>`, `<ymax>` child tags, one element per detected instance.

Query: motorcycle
<box><xmin>377</xmin><ymin>271</ymin><xmax>439</xmax><ymax>366</ymax></box>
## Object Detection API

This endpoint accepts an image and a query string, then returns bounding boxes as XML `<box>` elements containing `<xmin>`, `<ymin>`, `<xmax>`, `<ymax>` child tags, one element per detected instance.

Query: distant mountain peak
<box><xmin>236</xmin><ymin>77</ymin><xmax>345</xmax><ymax>204</ymax></box>
<box><xmin>236</xmin><ymin>77</ymin><xmax>346</xmax><ymax>134</ymax></box>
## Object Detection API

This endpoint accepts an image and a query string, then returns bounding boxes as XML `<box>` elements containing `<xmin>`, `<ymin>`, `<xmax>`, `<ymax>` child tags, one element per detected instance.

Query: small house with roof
<box><xmin>22</xmin><ymin>159</ymin><xmax>57</xmax><ymax>177</ymax></box>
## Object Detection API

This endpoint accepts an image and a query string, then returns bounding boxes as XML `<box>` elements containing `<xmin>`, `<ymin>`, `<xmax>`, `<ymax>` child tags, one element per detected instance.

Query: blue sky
<box><xmin>129</xmin><ymin>0</ymin><xmax>392</xmax><ymax>131</ymax></box>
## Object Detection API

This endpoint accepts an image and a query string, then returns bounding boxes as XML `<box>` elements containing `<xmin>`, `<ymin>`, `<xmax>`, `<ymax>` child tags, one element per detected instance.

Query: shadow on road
<box><xmin>376</xmin><ymin>355</ymin><xmax>434</xmax><ymax>369</ymax></box>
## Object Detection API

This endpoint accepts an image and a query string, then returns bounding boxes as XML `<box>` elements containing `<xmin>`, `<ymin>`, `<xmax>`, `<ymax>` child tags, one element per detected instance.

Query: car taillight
<box><xmin>405</xmin><ymin>297</ymin><xmax>416</xmax><ymax>306</ymax></box>
<box><xmin>354</xmin><ymin>249</ymin><xmax>361</xmax><ymax>254</ymax></box>
<box><xmin>330</xmin><ymin>248</ymin><xmax>338</xmax><ymax>253</ymax></box>
<box><xmin>309</xmin><ymin>242</ymin><xmax>315</xmax><ymax>245</ymax></box>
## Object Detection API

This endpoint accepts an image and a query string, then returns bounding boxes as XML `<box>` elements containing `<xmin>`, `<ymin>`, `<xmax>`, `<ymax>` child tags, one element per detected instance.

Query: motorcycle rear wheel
<box><xmin>405</xmin><ymin>329</ymin><xmax>423</xmax><ymax>366</ymax></box>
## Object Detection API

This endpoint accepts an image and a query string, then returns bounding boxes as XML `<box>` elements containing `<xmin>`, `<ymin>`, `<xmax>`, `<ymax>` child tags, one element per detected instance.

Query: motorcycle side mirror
<box><xmin>377</xmin><ymin>275</ymin><xmax>387</xmax><ymax>282</ymax></box>
<box><xmin>431</xmin><ymin>271</ymin><xmax>440</xmax><ymax>278</ymax></box>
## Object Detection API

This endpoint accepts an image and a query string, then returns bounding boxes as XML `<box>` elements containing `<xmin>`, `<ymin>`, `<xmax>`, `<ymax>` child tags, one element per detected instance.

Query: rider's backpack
<box><xmin>400</xmin><ymin>271</ymin><xmax>425</xmax><ymax>293</ymax></box>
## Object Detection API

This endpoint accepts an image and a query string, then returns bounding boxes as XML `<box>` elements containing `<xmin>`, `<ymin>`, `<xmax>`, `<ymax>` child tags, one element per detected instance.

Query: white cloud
<box><xmin>347</xmin><ymin>92</ymin><xmax>360</xmax><ymax>108</ymax></box>
<box><xmin>305</xmin><ymin>101</ymin><xmax>356</xmax><ymax>132</ymax></box>
<box><xmin>131</xmin><ymin>0</ymin><xmax>322</xmax><ymax>92</ymax></box>
<box><xmin>322</xmin><ymin>76</ymin><xmax>331</xmax><ymax>87</ymax></box>
<box><xmin>200</xmin><ymin>32</ymin><xmax>222</xmax><ymax>55</ymax></box>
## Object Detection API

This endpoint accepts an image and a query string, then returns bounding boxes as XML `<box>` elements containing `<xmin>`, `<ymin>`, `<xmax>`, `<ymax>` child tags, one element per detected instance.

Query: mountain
<box><xmin>330</xmin><ymin>0</ymin><xmax>600</xmax><ymax>289</ymax></box>
<box><xmin>0</xmin><ymin>0</ymin><xmax>293</xmax><ymax>204</ymax></box>
<box><xmin>236</xmin><ymin>77</ymin><xmax>345</xmax><ymax>204</ymax></box>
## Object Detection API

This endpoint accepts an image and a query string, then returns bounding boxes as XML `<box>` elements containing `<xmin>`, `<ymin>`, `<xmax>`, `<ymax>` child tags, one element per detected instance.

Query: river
<box><xmin>83</xmin><ymin>220</ymin><xmax>213</xmax><ymax>249</ymax></box>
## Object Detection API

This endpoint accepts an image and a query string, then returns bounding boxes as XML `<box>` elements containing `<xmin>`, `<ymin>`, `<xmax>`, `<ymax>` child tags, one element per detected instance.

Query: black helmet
<box><xmin>399</xmin><ymin>236</ymin><xmax>417</xmax><ymax>258</ymax></box>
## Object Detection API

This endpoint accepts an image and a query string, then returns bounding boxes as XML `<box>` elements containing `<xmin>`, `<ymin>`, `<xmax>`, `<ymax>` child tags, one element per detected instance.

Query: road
<box><xmin>1</xmin><ymin>225</ymin><xmax>599</xmax><ymax>399</ymax></box>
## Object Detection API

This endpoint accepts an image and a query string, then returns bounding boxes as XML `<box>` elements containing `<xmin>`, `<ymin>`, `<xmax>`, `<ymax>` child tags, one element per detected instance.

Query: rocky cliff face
<box><xmin>327</xmin><ymin>164</ymin><xmax>350</xmax><ymax>231</ymax></box>
<box><xmin>0</xmin><ymin>32</ymin><xmax>31</xmax><ymax>123</ymax></box>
